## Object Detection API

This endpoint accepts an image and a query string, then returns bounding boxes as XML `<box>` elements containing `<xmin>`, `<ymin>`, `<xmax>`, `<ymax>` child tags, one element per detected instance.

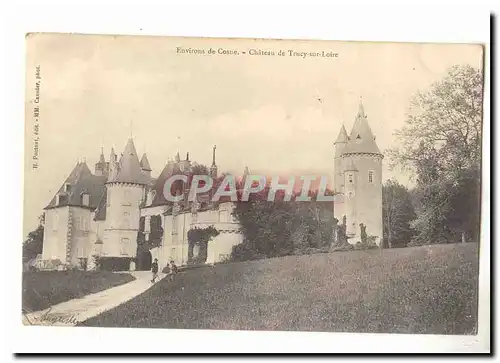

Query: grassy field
<box><xmin>22</xmin><ymin>270</ymin><xmax>136</xmax><ymax>312</ymax></box>
<box><xmin>81</xmin><ymin>243</ymin><xmax>479</xmax><ymax>334</ymax></box>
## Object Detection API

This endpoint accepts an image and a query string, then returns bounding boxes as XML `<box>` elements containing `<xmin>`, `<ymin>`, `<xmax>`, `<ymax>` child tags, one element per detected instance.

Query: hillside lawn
<box><xmin>81</xmin><ymin>243</ymin><xmax>479</xmax><ymax>334</ymax></box>
<box><xmin>22</xmin><ymin>271</ymin><xmax>136</xmax><ymax>313</ymax></box>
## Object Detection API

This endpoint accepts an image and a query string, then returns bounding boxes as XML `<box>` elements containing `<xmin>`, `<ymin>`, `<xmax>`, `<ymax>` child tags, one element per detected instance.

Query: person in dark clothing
<box><xmin>169</xmin><ymin>260</ymin><xmax>178</xmax><ymax>282</ymax></box>
<box><xmin>151</xmin><ymin>258</ymin><xmax>159</xmax><ymax>283</ymax></box>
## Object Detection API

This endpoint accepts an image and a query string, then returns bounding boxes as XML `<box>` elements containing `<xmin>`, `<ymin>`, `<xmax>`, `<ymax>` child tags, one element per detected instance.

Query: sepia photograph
<box><xmin>21</xmin><ymin>32</ymin><xmax>485</xmax><ymax>342</ymax></box>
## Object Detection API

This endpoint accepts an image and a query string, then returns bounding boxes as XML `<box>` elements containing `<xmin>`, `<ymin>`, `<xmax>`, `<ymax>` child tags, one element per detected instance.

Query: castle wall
<box><xmin>42</xmin><ymin>207</ymin><xmax>69</xmax><ymax>262</ymax></box>
<box><xmin>148</xmin><ymin>202</ymin><xmax>242</xmax><ymax>267</ymax></box>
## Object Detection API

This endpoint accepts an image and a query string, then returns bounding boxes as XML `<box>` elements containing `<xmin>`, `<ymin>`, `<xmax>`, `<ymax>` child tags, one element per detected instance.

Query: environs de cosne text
<box><xmin>176</xmin><ymin>47</ymin><xmax>339</xmax><ymax>59</ymax></box>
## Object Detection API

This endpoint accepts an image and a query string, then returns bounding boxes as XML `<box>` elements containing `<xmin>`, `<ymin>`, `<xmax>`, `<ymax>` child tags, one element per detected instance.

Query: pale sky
<box><xmin>23</xmin><ymin>34</ymin><xmax>483</xmax><ymax>238</ymax></box>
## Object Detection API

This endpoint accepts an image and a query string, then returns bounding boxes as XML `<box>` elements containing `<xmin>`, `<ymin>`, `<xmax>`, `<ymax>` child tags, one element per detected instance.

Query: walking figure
<box><xmin>169</xmin><ymin>260</ymin><xmax>178</xmax><ymax>282</ymax></box>
<box><xmin>151</xmin><ymin>258</ymin><xmax>159</xmax><ymax>283</ymax></box>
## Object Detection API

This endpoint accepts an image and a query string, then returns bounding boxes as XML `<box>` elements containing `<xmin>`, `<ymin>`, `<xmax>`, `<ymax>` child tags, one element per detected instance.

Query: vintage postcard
<box><xmin>23</xmin><ymin>33</ymin><xmax>485</xmax><ymax>341</ymax></box>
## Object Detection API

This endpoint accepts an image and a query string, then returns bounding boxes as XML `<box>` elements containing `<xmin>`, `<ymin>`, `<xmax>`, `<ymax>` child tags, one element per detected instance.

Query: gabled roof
<box><xmin>109</xmin><ymin>138</ymin><xmax>149</xmax><ymax>185</ymax></box>
<box><xmin>342</xmin><ymin>101</ymin><xmax>382</xmax><ymax>156</ymax></box>
<box><xmin>44</xmin><ymin>162</ymin><xmax>106</xmax><ymax>210</ymax></box>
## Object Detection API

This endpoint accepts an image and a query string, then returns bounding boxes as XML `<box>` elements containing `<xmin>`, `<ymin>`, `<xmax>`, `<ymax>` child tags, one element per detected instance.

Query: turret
<box><xmin>94</xmin><ymin>146</ymin><xmax>108</xmax><ymax>177</ymax></box>
<box><xmin>140</xmin><ymin>153</ymin><xmax>152</xmax><ymax>180</ymax></box>
<box><xmin>108</xmin><ymin>147</ymin><xmax>118</xmax><ymax>182</ymax></box>
<box><xmin>335</xmin><ymin>98</ymin><xmax>384</xmax><ymax>246</ymax></box>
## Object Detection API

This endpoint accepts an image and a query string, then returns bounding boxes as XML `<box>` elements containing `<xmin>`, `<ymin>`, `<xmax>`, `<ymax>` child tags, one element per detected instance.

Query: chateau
<box><xmin>333</xmin><ymin>100</ymin><xmax>384</xmax><ymax>245</ymax></box>
<box><xmin>39</xmin><ymin>100</ymin><xmax>383</xmax><ymax>270</ymax></box>
<box><xmin>41</xmin><ymin>140</ymin><xmax>243</xmax><ymax>271</ymax></box>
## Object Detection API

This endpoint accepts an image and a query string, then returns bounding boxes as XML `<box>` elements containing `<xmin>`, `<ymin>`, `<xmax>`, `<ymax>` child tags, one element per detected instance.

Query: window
<box><xmin>219</xmin><ymin>210</ymin><xmax>228</xmax><ymax>223</ymax></box>
<box><xmin>57</xmin><ymin>194</ymin><xmax>68</xmax><ymax>206</ymax></box>
<box><xmin>120</xmin><ymin>238</ymin><xmax>129</xmax><ymax>255</ymax></box>
<box><xmin>348</xmin><ymin>173</ymin><xmax>353</xmax><ymax>183</ymax></box>
<box><xmin>170</xmin><ymin>248</ymin><xmax>176</xmax><ymax>260</ymax></box>
<box><xmin>82</xmin><ymin>218</ymin><xmax>89</xmax><ymax>231</ymax></box>
<box><xmin>82</xmin><ymin>193</ymin><xmax>90</xmax><ymax>206</ymax></box>
<box><xmin>65</xmin><ymin>183</ymin><xmax>71</xmax><ymax>192</ymax></box>
<box><xmin>348</xmin><ymin>192</ymin><xmax>353</xmax><ymax>198</ymax></box>
<box><xmin>368</xmin><ymin>171</ymin><xmax>374</xmax><ymax>184</ymax></box>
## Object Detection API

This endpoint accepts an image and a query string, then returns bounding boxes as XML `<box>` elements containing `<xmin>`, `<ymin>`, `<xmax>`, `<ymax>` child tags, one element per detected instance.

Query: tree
<box><xmin>23</xmin><ymin>220</ymin><xmax>44</xmax><ymax>262</ymax></box>
<box><xmin>389</xmin><ymin>65</ymin><xmax>483</xmax><ymax>244</ymax></box>
<box><xmin>382</xmin><ymin>179</ymin><xmax>416</xmax><ymax>248</ymax></box>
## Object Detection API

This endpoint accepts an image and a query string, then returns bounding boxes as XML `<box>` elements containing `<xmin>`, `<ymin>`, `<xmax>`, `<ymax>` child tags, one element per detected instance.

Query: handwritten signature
<box><xmin>23</xmin><ymin>307</ymin><xmax>79</xmax><ymax>326</ymax></box>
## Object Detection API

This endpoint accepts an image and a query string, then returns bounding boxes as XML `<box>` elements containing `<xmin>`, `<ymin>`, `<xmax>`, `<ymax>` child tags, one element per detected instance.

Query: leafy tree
<box><xmin>382</xmin><ymin>179</ymin><xmax>417</xmax><ymax>248</ymax></box>
<box><xmin>232</xmin><ymin>186</ymin><xmax>335</xmax><ymax>261</ymax></box>
<box><xmin>389</xmin><ymin>65</ymin><xmax>483</xmax><ymax>244</ymax></box>
<box><xmin>23</xmin><ymin>222</ymin><xmax>44</xmax><ymax>261</ymax></box>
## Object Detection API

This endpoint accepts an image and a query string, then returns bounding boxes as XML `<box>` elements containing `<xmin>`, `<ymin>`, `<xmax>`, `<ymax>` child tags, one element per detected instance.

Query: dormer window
<box><xmin>56</xmin><ymin>193</ymin><xmax>68</xmax><ymax>206</ymax></box>
<box><xmin>65</xmin><ymin>183</ymin><xmax>71</xmax><ymax>192</ymax></box>
<box><xmin>82</xmin><ymin>192</ymin><xmax>90</xmax><ymax>207</ymax></box>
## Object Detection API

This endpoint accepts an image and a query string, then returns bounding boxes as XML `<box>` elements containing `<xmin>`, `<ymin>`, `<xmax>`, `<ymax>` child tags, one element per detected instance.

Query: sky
<box><xmin>23</xmin><ymin>34</ymin><xmax>483</xmax><ymax>238</ymax></box>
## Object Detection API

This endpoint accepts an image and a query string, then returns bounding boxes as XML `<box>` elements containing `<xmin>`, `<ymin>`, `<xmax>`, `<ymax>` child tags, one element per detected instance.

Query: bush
<box><xmin>98</xmin><ymin>257</ymin><xmax>132</xmax><ymax>271</ymax></box>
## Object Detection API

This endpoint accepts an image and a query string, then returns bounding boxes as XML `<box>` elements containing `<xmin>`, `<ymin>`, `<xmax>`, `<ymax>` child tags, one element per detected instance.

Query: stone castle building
<box><xmin>41</xmin><ymin>139</ymin><xmax>243</xmax><ymax>271</ymax></box>
<box><xmin>39</xmin><ymin>101</ymin><xmax>383</xmax><ymax>270</ymax></box>
<box><xmin>333</xmin><ymin>100</ymin><xmax>384</xmax><ymax>245</ymax></box>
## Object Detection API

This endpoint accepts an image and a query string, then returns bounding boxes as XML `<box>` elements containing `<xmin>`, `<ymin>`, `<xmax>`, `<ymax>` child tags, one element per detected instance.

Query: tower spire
<box><xmin>210</xmin><ymin>145</ymin><xmax>218</xmax><ymax>179</ymax></box>
<box><xmin>212</xmin><ymin>145</ymin><xmax>217</xmax><ymax>166</ymax></box>
<box><xmin>358</xmin><ymin>96</ymin><xmax>366</xmax><ymax>118</ymax></box>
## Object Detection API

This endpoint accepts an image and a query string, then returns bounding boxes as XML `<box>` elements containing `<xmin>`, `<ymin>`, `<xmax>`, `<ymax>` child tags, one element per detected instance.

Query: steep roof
<box><xmin>334</xmin><ymin>124</ymin><xmax>349</xmax><ymax>144</ymax></box>
<box><xmin>140</xmin><ymin>153</ymin><xmax>152</xmax><ymax>171</ymax></box>
<box><xmin>44</xmin><ymin>162</ymin><xmax>106</xmax><ymax>210</ymax></box>
<box><xmin>109</xmin><ymin>138</ymin><xmax>148</xmax><ymax>185</ymax></box>
<box><xmin>342</xmin><ymin>101</ymin><xmax>382</xmax><ymax>156</ymax></box>
<box><xmin>148</xmin><ymin>161</ymin><xmax>179</xmax><ymax>207</ymax></box>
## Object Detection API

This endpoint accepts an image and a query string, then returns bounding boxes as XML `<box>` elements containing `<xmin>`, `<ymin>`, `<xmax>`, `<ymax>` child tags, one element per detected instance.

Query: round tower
<box><xmin>104</xmin><ymin>138</ymin><xmax>148</xmax><ymax>269</ymax></box>
<box><xmin>339</xmin><ymin>100</ymin><xmax>384</xmax><ymax>245</ymax></box>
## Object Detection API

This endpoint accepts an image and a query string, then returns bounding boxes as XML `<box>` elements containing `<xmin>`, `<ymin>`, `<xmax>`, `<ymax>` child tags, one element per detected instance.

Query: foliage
<box><xmin>98</xmin><ymin>257</ymin><xmax>132</xmax><ymax>271</ymax></box>
<box><xmin>149</xmin><ymin>215</ymin><xmax>164</xmax><ymax>249</ymax></box>
<box><xmin>389</xmin><ymin>65</ymin><xmax>482</xmax><ymax>245</ymax></box>
<box><xmin>231</xmin><ymin>185</ymin><xmax>335</xmax><ymax>261</ymax></box>
<box><xmin>382</xmin><ymin>179</ymin><xmax>417</xmax><ymax>248</ymax></box>
<box><xmin>23</xmin><ymin>224</ymin><xmax>44</xmax><ymax>261</ymax></box>
<box><xmin>187</xmin><ymin>226</ymin><xmax>220</xmax><ymax>264</ymax></box>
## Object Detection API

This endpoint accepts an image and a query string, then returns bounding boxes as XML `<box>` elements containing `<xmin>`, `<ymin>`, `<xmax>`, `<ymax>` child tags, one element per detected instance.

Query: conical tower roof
<box><xmin>334</xmin><ymin>124</ymin><xmax>349</xmax><ymax>144</ymax></box>
<box><xmin>342</xmin><ymin>100</ymin><xmax>382</xmax><ymax>156</ymax></box>
<box><xmin>140</xmin><ymin>153</ymin><xmax>152</xmax><ymax>171</ymax></box>
<box><xmin>110</xmin><ymin>138</ymin><xmax>148</xmax><ymax>185</ymax></box>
